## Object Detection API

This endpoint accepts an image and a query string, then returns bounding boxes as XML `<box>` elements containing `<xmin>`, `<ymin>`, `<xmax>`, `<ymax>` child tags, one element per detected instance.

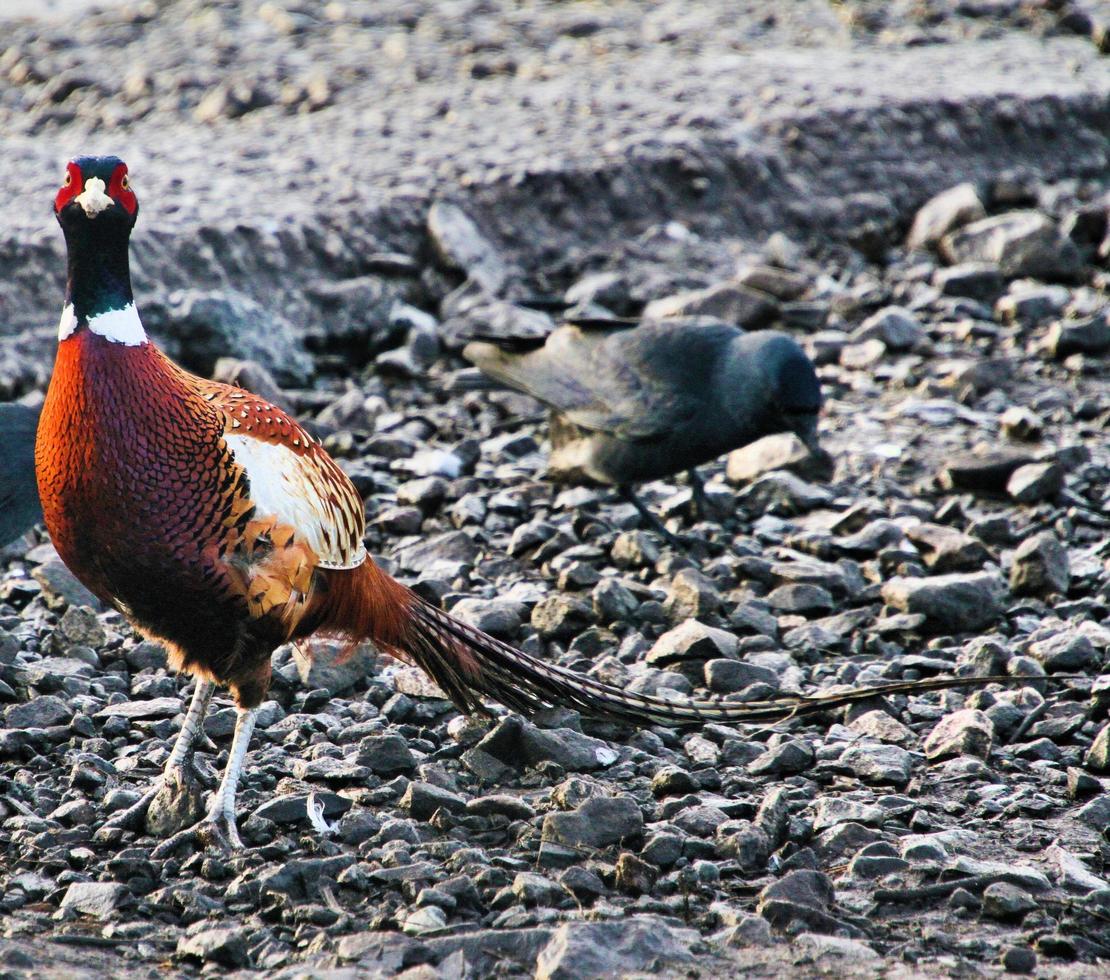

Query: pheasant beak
<box><xmin>74</xmin><ymin>177</ymin><xmax>114</xmax><ymax>218</ymax></box>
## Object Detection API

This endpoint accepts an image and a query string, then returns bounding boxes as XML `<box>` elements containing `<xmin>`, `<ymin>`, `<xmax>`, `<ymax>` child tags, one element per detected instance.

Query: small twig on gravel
<box><xmin>50</xmin><ymin>935</ymin><xmax>137</xmax><ymax>948</ymax></box>
<box><xmin>1005</xmin><ymin>698</ymin><xmax>1050</xmax><ymax>746</ymax></box>
<box><xmin>872</xmin><ymin>873</ymin><xmax>1009</xmax><ymax>905</ymax></box>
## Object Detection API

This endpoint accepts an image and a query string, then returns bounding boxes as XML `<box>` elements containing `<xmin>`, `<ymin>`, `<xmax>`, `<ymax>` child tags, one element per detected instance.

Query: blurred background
<box><xmin>1</xmin><ymin>1</ymin><xmax>1107</xmax><ymax>397</ymax></box>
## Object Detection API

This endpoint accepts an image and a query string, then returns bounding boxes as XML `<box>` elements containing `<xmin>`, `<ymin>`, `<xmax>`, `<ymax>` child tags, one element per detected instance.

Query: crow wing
<box><xmin>465</xmin><ymin>318</ymin><xmax>739</xmax><ymax>442</ymax></box>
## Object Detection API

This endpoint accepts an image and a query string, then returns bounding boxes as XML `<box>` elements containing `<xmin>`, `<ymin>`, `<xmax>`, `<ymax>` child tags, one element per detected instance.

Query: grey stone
<box><xmin>5</xmin><ymin>695</ymin><xmax>73</xmax><ymax>729</ymax></box>
<box><xmin>735</xmin><ymin>472</ymin><xmax>833</xmax><ymax>514</ymax></box>
<box><xmin>451</xmin><ymin>597</ymin><xmax>527</xmax><ymax>638</ymax></box>
<box><xmin>758</xmin><ymin>869</ymin><xmax>835</xmax><ymax>926</ymax></box>
<box><xmin>258</xmin><ymin>855</ymin><xmax>356</xmax><ymax>902</ymax></box>
<box><xmin>94</xmin><ymin>697</ymin><xmax>182</xmax><ymax>720</ymax></box>
<box><xmin>511</xmin><ymin>872</ymin><xmax>566</xmax><ymax>907</ymax></box>
<box><xmin>840</xmin><ymin>742</ymin><xmax>916</xmax><ymax>784</ymax></box>
<box><xmin>766</xmin><ymin>583</ymin><xmax>835</xmax><ymax>615</ymax></box>
<box><xmin>849</xmin><ymin>850</ymin><xmax>910</xmax><ymax>879</ymax></box>
<box><xmin>813</xmin><ymin>797</ymin><xmax>884</xmax><ymax>831</ymax></box>
<box><xmin>932</xmin><ymin>263</ymin><xmax>1006</xmax><ymax>302</ymax></box>
<box><xmin>394</xmin><ymin>531</ymin><xmax>480</xmax><ymax>574</ymax></box>
<box><xmin>905</xmin><ymin>523</ymin><xmax>989</xmax><ymax>574</ymax></box>
<box><xmin>465</xmin><ymin>794</ymin><xmax>536</xmax><ymax>821</ymax></box>
<box><xmin>793</xmin><ymin>933</ymin><xmax>880</xmax><ymax>960</ymax></box>
<box><xmin>704</xmin><ymin>659</ymin><xmax>780</xmax><ymax>694</ymax></box>
<box><xmin>852</xmin><ymin>306</ymin><xmax>923</xmax><ymax>351</ymax></box>
<box><xmin>255</xmin><ymin>792</ymin><xmax>353</xmax><ymax>824</ymax></box>
<box><xmin>146</xmin><ymin>288</ymin><xmax>312</xmax><ymax>383</ymax></box>
<box><xmin>923</xmin><ymin>709</ymin><xmax>994</xmax><ymax>760</ymax></box>
<box><xmin>541</xmin><ymin>795</ymin><xmax>643</xmax><ymax>850</ymax></box>
<box><xmin>402</xmin><ymin>905</ymin><xmax>447</xmax><ymax>936</ymax></box>
<box><xmin>32</xmin><ymin>557</ymin><xmax>102</xmax><ymax>611</ymax></box>
<box><xmin>146</xmin><ymin>764</ymin><xmax>207</xmax><ymax>837</ymax></box>
<box><xmin>938</xmin><ymin>451</ymin><xmax>1035</xmax><ymax>493</ymax></box>
<box><xmin>643</xmin><ymin>281</ymin><xmax>776</xmax><ymax>328</ymax></box>
<box><xmin>535</xmin><ymin>917</ymin><xmax>699</xmax><ymax>980</ymax></box>
<box><xmin>726</xmin><ymin>433</ymin><xmax>831</xmax><ymax>485</ymax></box>
<box><xmin>663</xmin><ymin>568</ymin><xmax>722</xmax><ymax>621</ymax></box>
<box><xmin>847</xmin><ymin>711</ymin><xmax>916</xmax><ymax>748</ymax></box>
<box><xmin>177</xmin><ymin>927</ymin><xmax>249</xmax><ymax>968</ymax></box>
<box><xmin>674</xmin><ymin>804</ymin><xmax>730</xmax><ymax>838</ymax></box>
<box><xmin>317</xmin><ymin>389</ymin><xmax>383</xmax><ymax>432</ymax></box>
<box><xmin>839</xmin><ymin>338</ymin><xmax>887</xmax><ymax>369</ymax></box>
<box><xmin>999</xmin><ymin>406</ymin><xmax>1043</xmax><ymax>442</ymax></box>
<box><xmin>477</xmin><ymin>717</ymin><xmax>618</xmax><ymax>773</ymax></box>
<box><xmin>291</xmin><ymin>639</ymin><xmax>379</xmax><ymax>697</ymax></box>
<box><xmin>748</xmin><ymin>739</ymin><xmax>815</xmax><ymax>776</ymax></box>
<box><xmin>531</xmin><ymin>594</ymin><xmax>594</xmax><ymax>641</ymax></box>
<box><xmin>611</xmin><ymin>531</ymin><xmax>660</xmax><ymax>568</ymax></box>
<box><xmin>995</xmin><ymin>284</ymin><xmax>1071</xmax><ymax>324</ymax></box>
<box><xmin>1075</xmin><ymin>795</ymin><xmax>1110</xmax><ymax>831</ymax></box>
<box><xmin>1007</xmin><ymin>461</ymin><xmax>1063</xmax><ymax>504</ymax></box>
<box><xmin>881</xmin><ymin>572</ymin><xmax>1005</xmax><ymax>632</ymax></box>
<box><xmin>907</xmin><ymin>182</ymin><xmax>987</xmax><ymax>250</ymax></box>
<box><xmin>592</xmin><ymin>578</ymin><xmax>640</xmax><ymax>622</ymax></box>
<box><xmin>427</xmin><ymin>200</ymin><xmax>507</xmax><ymax>293</ymax></box>
<box><xmin>356</xmin><ymin>734</ymin><xmax>417</xmax><ymax>774</ymax></box>
<box><xmin>939</xmin><ymin>211</ymin><xmax>1084</xmax><ymax>282</ymax></box>
<box><xmin>1083</xmin><ymin>725</ymin><xmax>1110</xmax><ymax>774</ymax></box>
<box><xmin>1028</xmin><ymin>630</ymin><xmax>1098</xmax><ymax>672</ymax></box>
<box><xmin>59</xmin><ymin>881</ymin><xmax>129</xmax><ymax>919</ymax></box>
<box><xmin>1044</xmin><ymin>313</ymin><xmax>1110</xmax><ymax>359</ymax></box>
<box><xmin>982</xmin><ymin>882</ymin><xmax>1038</xmax><ymax>921</ymax></box>
<box><xmin>56</xmin><ymin>605</ymin><xmax>107</xmax><ymax>648</ymax></box>
<box><xmin>400</xmin><ymin>781</ymin><xmax>467</xmax><ymax>820</ymax></box>
<box><xmin>718</xmin><ymin>914</ymin><xmax>775</xmax><ymax>948</ymax></box>
<box><xmin>1001</xmin><ymin>947</ymin><xmax>1037</xmax><ymax>974</ymax></box>
<box><xmin>642</xmin><ymin>832</ymin><xmax>685</xmax><ymax>868</ymax></box>
<box><xmin>648</xmin><ymin>619</ymin><xmax>739</xmax><ymax>666</ymax></box>
<box><xmin>736</xmin><ymin>263</ymin><xmax>810</xmax><ymax>300</ymax></box>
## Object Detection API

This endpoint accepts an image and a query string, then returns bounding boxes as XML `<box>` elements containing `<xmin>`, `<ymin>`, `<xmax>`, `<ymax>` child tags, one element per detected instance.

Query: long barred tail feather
<box><xmin>319</xmin><ymin>564</ymin><xmax>1064</xmax><ymax>728</ymax></box>
<box><xmin>399</xmin><ymin>595</ymin><xmax>1048</xmax><ymax>728</ymax></box>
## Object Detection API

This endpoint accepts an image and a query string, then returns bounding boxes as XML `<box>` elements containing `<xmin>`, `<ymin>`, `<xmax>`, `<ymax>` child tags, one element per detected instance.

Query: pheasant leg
<box><xmin>104</xmin><ymin>678</ymin><xmax>215</xmax><ymax>833</ymax></box>
<box><xmin>153</xmin><ymin>706</ymin><xmax>257</xmax><ymax>857</ymax></box>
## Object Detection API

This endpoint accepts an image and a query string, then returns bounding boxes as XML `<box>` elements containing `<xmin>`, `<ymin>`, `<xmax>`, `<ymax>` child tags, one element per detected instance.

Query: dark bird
<box><xmin>0</xmin><ymin>403</ymin><xmax>43</xmax><ymax>548</ymax></box>
<box><xmin>36</xmin><ymin>157</ymin><xmax>1032</xmax><ymax>853</ymax></box>
<box><xmin>463</xmin><ymin>317</ymin><xmax>824</xmax><ymax>536</ymax></box>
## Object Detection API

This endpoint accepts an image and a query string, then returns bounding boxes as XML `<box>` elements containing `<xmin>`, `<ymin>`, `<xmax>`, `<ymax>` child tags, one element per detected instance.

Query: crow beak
<box><xmin>74</xmin><ymin>177</ymin><xmax>114</xmax><ymax>218</ymax></box>
<box><xmin>791</xmin><ymin>412</ymin><xmax>823</xmax><ymax>455</ymax></box>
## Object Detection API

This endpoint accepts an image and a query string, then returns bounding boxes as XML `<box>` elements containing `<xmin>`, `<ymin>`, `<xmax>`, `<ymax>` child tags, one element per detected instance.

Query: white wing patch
<box><xmin>225</xmin><ymin>432</ymin><xmax>367</xmax><ymax>570</ymax></box>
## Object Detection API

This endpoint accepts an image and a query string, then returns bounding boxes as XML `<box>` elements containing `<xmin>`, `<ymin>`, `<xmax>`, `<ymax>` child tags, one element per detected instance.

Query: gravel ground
<box><xmin>1</xmin><ymin>1</ymin><xmax>1109</xmax><ymax>977</ymax></box>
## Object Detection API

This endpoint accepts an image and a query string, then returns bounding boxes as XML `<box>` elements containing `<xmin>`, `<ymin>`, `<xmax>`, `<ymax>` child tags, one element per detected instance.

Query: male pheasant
<box><xmin>36</xmin><ymin>157</ymin><xmax>1035</xmax><ymax>852</ymax></box>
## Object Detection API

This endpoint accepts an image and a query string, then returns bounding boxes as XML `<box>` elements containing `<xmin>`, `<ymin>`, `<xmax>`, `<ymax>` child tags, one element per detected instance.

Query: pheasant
<box><xmin>36</xmin><ymin>157</ymin><xmax>1044</xmax><ymax>853</ymax></box>
<box><xmin>463</xmin><ymin>319</ymin><xmax>827</xmax><ymax>537</ymax></box>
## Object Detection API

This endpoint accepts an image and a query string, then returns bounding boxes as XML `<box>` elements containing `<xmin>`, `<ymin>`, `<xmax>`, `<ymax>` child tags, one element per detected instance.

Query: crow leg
<box><xmin>153</xmin><ymin>706</ymin><xmax>257</xmax><ymax>857</ymax></box>
<box><xmin>687</xmin><ymin>469</ymin><xmax>713</xmax><ymax>520</ymax></box>
<box><xmin>618</xmin><ymin>484</ymin><xmax>680</xmax><ymax>547</ymax></box>
<box><xmin>103</xmin><ymin>678</ymin><xmax>215</xmax><ymax>833</ymax></box>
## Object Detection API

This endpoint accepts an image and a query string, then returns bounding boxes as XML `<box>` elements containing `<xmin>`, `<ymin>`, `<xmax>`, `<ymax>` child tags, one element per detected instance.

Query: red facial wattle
<box><xmin>107</xmin><ymin>163</ymin><xmax>137</xmax><ymax>215</ymax></box>
<box><xmin>53</xmin><ymin>161</ymin><xmax>82</xmax><ymax>214</ymax></box>
<box><xmin>53</xmin><ymin>160</ymin><xmax>137</xmax><ymax>216</ymax></box>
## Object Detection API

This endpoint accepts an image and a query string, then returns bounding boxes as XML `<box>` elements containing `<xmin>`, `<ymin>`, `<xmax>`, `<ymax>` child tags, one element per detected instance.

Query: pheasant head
<box><xmin>54</xmin><ymin>156</ymin><xmax>145</xmax><ymax>345</ymax></box>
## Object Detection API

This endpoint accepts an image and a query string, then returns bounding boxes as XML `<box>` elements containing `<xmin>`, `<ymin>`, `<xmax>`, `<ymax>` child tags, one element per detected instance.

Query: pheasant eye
<box><xmin>64</xmin><ymin>172</ymin><xmax>72</xmax><ymax>186</ymax></box>
<box><xmin>121</xmin><ymin>174</ymin><xmax>129</xmax><ymax>190</ymax></box>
